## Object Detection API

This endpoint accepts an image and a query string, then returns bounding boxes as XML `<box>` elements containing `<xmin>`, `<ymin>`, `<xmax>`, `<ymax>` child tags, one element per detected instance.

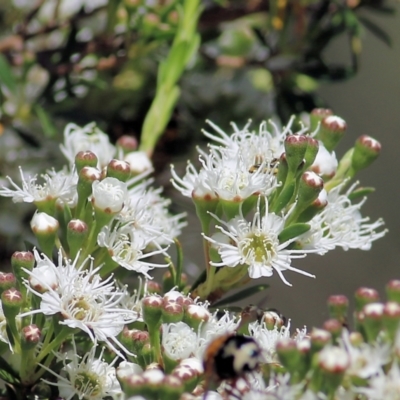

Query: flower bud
<box><xmin>142</xmin><ymin>295</ymin><xmax>163</xmax><ymax>329</ymax></box>
<box><xmin>310</xmin><ymin>328</ymin><xmax>331</xmax><ymax>354</ymax></box>
<box><xmin>386</xmin><ymin>280</ymin><xmax>400</xmax><ymax>303</ymax></box>
<box><xmin>183</xmin><ymin>304</ymin><xmax>210</xmax><ymax>331</ymax></box>
<box><xmin>312</xmin><ymin>346</ymin><xmax>349</xmax><ymax>396</ymax></box>
<box><xmin>76</xmin><ymin>166</ymin><xmax>101</xmax><ymax>215</ymax></box>
<box><xmin>116</xmin><ymin>135</ymin><xmax>138</xmax><ymax>154</ymax></box>
<box><xmin>147</xmin><ymin>281</ymin><xmax>162</xmax><ymax>295</ymax></box>
<box><xmin>0</xmin><ymin>272</ymin><xmax>16</xmax><ymax>295</ymax></box>
<box><xmin>124</xmin><ymin>151</ymin><xmax>153</xmax><ymax>175</ymax></box>
<box><xmin>30</xmin><ymin>212</ymin><xmax>59</xmax><ymax>257</ymax></box>
<box><xmin>284</xmin><ymin>134</ymin><xmax>308</xmax><ymax>173</ymax></box>
<box><xmin>276</xmin><ymin>338</ymin><xmax>301</xmax><ymax>373</ymax></box>
<box><xmin>297</xmin><ymin>189</ymin><xmax>328</xmax><ymax>223</ymax></box>
<box><xmin>362</xmin><ymin>302</ymin><xmax>384</xmax><ymax>342</ymax></box>
<box><xmin>354</xmin><ymin>287</ymin><xmax>379</xmax><ymax>312</ymax></box>
<box><xmin>28</xmin><ymin>263</ymin><xmax>58</xmax><ymax>294</ymax></box>
<box><xmin>262</xmin><ymin>310</ymin><xmax>286</xmax><ymax>330</ymax></box>
<box><xmin>351</xmin><ymin>135</ymin><xmax>381</xmax><ymax>173</ymax></box>
<box><xmin>118</xmin><ymin>373</ymin><xmax>146</xmax><ymax>397</ymax></box>
<box><xmin>382</xmin><ymin>302</ymin><xmax>400</xmax><ymax>340</ymax></box>
<box><xmin>316</xmin><ymin>116</ymin><xmax>346</xmax><ymax>152</ymax></box>
<box><xmin>106</xmin><ymin>159</ymin><xmax>131</xmax><ymax>182</ymax></box>
<box><xmin>172</xmin><ymin>364</ymin><xmax>199</xmax><ymax>393</ymax></box>
<box><xmin>121</xmin><ymin>328</ymin><xmax>149</xmax><ymax>356</ymax></box>
<box><xmin>311</xmin><ymin>142</ymin><xmax>338</xmax><ymax>178</ymax></box>
<box><xmin>162</xmin><ymin>302</ymin><xmax>184</xmax><ymax>324</ymax></box>
<box><xmin>116</xmin><ymin>361</ymin><xmax>143</xmax><ymax>382</ymax></box>
<box><xmin>163</xmin><ymin>291</ymin><xmax>184</xmax><ymax>305</ymax></box>
<box><xmin>327</xmin><ymin>295</ymin><xmax>349</xmax><ymax>325</ymax></box>
<box><xmin>1</xmin><ymin>288</ymin><xmax>23</xmax><ymax>318</ymax></box>
<box><xmin>161</xmin><ymin>375</ymin><xmax>184</xmax><ymax>400</ymax></box>
<box><xmin>293</xmin><ymin>172</ymin><xmax>324</xmax><ymax>218</ymax></box>
<box><xmin>21</xmin><ymin>324</ymin><xmax>41</xmax><ymax>350</ymax></box>
<box><xmin>75</xmin><ymin>150</ymin><xmax>98</xmax><ymax>173</ymax></box>
<box><xmin>11</xmin><ymin>251</ymin><xmax>34</xmax><ymax>290</ymax></box>
<box><xmin>67</xmin><ymin>219</ymin><xmax>89</xmax><ymax>259</ymax></box>
<box><xmin>142</xmin><ymin>368</ymin><xmax>165</xmax><ymax>399</ymax></box>
<box><xmin>322</xmin><ymin>319</ymin><xmax>343</xmax><ymax>342</ymax></box>
<box><xmin>309</xmin><ymin>108</ymin><xmax>333</xmax><ymax>131</ymax></box>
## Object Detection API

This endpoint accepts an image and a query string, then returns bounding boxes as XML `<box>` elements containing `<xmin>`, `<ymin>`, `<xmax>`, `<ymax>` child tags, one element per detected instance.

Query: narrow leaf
<box><xmin>348</xmin><ymin>186</ymin><xmax>375</xmax><ymax>201</ymax></box>
<box><xmin>358</xmin><ymin>16</ymin><xmax>392</xmax><ymax>47</ymax></box>
<box><xmin>0</xmin><ymin>54</ymin><xmax>17</xmax><ymax>94</ymax></box>
<box><xmin>213</xmin><ymin>284</ymin><xmax>269</xmax><ymax>307</ymax></box>
<box><xmin>279</xmin><ymin>223</ymin><xmax>310</xmax><ymax>243</ymax></box>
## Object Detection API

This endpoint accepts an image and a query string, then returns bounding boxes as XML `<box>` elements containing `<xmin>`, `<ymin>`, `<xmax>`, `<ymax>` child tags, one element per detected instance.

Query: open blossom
<box><xmin>97</xmin><ymin>222</ymin><xmax>169</xmax><ymax>278</ymax></box>
<box><xmin>60</xmin><ymin>122</ymin><xmax>116</xmax><ymax>168</ymax></box>
<box><xmin>91</xmin><ymin>177</ymin><xmax>128</xmax><ymax>214</ymax></box>
<box><xmin>0</xmin><ymin>166</ymin><xmax>77</xmax><ymax>204</ymax></box>
<box><xmin>297</xmin><ymin>182</ymin><xmax>387</xmax><ymax>254</ymax></box>
<box><xmin>204</xmin><ymin>197</ymin><xmax>317</xmax><ymax>286</ymax></box>
<box><xmin>21</xmin><ymin>250</ymin><xmax>136</xmax><ymax>356</ymax></box>
<box><xmin>41</xmin><ymin>339</ymin><xmax>121</xmax><ymax>400</ymax></box>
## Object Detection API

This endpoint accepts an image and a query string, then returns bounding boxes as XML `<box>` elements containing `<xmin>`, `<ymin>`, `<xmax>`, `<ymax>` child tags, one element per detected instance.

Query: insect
<box><xmin>248</xmin><ymin>156</ymin><xmax>280</xmax><ymax>175</ymax></box>
<box><xmin>202</xmin><ymin>333</ymin><xmax>262</xmax><ymax>398</ymax></box>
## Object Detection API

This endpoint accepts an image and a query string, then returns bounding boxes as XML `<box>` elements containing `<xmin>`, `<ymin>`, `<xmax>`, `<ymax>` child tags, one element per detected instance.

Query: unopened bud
<box><xmin>310</xmin><ymin>328</ymin><xmax>331</xmax><ymax>354</ymax></box>
<box><xmin>1</xmin><ymin>288</ymin><xmax>23</xmax><ymax>318</ymax></box>
<box><xmin>382</xmin><ymin>302</ymin><xmax>400</xmax><ymax>340</ymax></box>
<box><xmin>386</xmin><ymin>280</ymin><xmax>400</xmax><ymax>304</ymax></box>
<box><xmin>310</xmin><ymin>108</ymin><xmax>333</xmax><ymax>131</ymax></box>
<box><xmin>142</xmin><ymin>295</ymin><xmax>163</xmax><ymax>329</ymax></box>
<box><xmin>106</xmin><ymin>159</ymin><xmax>131</xmax><ymax>182</ymax></box>
<box><xmin>162</xmin><ymin>302</ymin><xmax>184</xmax><ymax>324</ymax></box>
<box><xmin>354</xmin><ymin>287</ymin><xmax>379</xmax><ymax>312</ymax></box>
<box><xmin>362</xmin><ymin>302</ymin><xmax>384</xmax><ymax>342</ymax></box>
<box><xmin>351</xmin><ymin>135</ymin><xmax>381</xmax><ymax>173</ymax></box>
<box><xmin>284</xmin><ymin>135</ymin><xmax>308</xmax><ymax>173</ymax></box>
<box><xmin>21</xmin><ymin>324</ymin><xmax>41</xmax><ymax>350</ymax></box>
<box><xmin>30</xmin><ymin>212</ymin><xmax>59</xmax><ymax>257</ymax></box>
<box><xmin>0</xmin><ymin>272</ymin><xmax>16</xmax><ymax>295</ymax></box>
<box><xmin>322</xmin><ymin>319</ymin><xmax>343</xmax><ymax>341</ymax></box>
<box><xmin>327</xmin><ymin>295</ymin><xmax>349</xmax><ymax>325</ymax></box>
<box><xmin>124</xmin><ymin>151</ymin><xmax>153</xmax><ymax>175</ymax></box>
<box><xmin>183</xmin><ymin>304</ymin><xmax>210</xmax><ymax>331</ymax></box>
<box><xmin>75</xmin><ymin>151</ymin><xmax>98</xmax><ymax>173</ymax></box>
<box><xmin>116</xmin><ymin>135</ymin><xmax>138</xmax><ymax>153</ymax></box>
<box><xmin>316</xmin><ymin>116</ymin><xmax>346</xmax><ymax>152</ymax></box>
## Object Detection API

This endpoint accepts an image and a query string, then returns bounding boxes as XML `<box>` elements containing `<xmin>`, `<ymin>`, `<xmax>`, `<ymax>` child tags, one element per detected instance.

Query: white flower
<box><xmin>297</xmin><ymin>182</ymin><xmax>387</xmax><ymax>254</ymax></box>
<box><xmin>355</xmin><ymin>362</ymin><xmax>400</xmax><ymax>399</ymax></box>
<box><xmin>91</xmin><ymin>177</ymin><xmax>128</xmax><ymax>214</ymax></box>
<box><xmin>162</xmin><ymin>322</ymin><xmax>198</xmax><ymax>360</ymax></box>
<box><xmin>21</xmin><ymin>250</ymin><xmax>136</xmax><ymax>356</ymax></box>
<box><xmin>311</xmin><ymin>142</ymin><xmax>338</xmax><ymax>177</ymax></box>
<box><xmin>339</xmin><ymin>330</ymin><xmax>390</xmax><ymax>379</ymax></box>
<box><xmin>61</xmin><ymin>122</ymin><xmax>116</xmax><ymax>168</ymax></box>
<box><xmin>0</xmin><ymin>167</ymin><xmax>76</xmax><ymax>204</ymax></box>
<box><xmin>41</xmin><ymin>339</ymin><xmax>121</xmax><ymax>400</ymax></box>
<box><xmin>97</xmin><ymin>222</ymin><xmax>169</xmax><ymax>278</ymax></box>
<box><xmin>204</xmin><ymin>197</ymin><xmax>316</xmax><ymax>286</ymax></box>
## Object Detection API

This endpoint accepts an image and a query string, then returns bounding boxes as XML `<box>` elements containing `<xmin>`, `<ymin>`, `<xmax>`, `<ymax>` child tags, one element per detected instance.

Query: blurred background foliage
<box><xmin>0</xmin><ymin>0</ymin><xmax>396</xmax><ymax>261</ymax></box>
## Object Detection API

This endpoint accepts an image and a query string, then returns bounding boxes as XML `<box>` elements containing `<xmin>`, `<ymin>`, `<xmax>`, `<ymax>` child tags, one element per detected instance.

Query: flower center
<box><xmin>241</xmin><ymin>232</ymin><xmax>277</xmax><ymax>264</ymax></box>
<box><xmin>74</xmin><ymin>371</ymin><xmax>101</xmax><ymax>397</ymax></box>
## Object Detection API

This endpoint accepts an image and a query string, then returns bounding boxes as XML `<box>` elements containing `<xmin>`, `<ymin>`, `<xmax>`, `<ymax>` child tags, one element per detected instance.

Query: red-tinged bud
<box><xmin>0</xmin><ymin>272</ymin><xmax>16</xmax><ymax>295</ymax></box>
<box><xmin>116</xmin><ymin>361</ymin><xmax>143</xmax><ymax>385</ymax></box>
<box><xmin>310</xmin><ymin>328</ymin><xmax>332</xmax><ymax>353</ymax></box>
<box><xmin>1</xmin><ymin>288</ymin><xmax>23</xmax><ymax>318</ymax></box>
<box><xmin>117</xmin><ymin>373</ymin><xmax>146</xmax><ymax>398</ymax></box>
<box><xmin>276</xmin><ymin>338</ymin><xmax>301</xmax><ymax>373</ymax></box>
<box><xmin>121</xmin><ymin>328</ymin><xmax>149</xmax><ymax>355</ymax></box>
<box><xmin>310</xmin><ymin>108</ymin><xmax>334</xmax><ymax>131</ymax></box>
<box><xmin>316</xmin><ymin>116</ymin><xmax>347</xmax><ymax>152</ymax></box>
<box><xmin>67</xmin><ymin>219</ymin><xmax>89</xmax><ymax>259</ymax></box>
<box><xmin>354</xmin><ymin>287</ymin><xmax>379</xmax><ymax>312</ymax></box>
<box><xmin>183</xmin><ymin>304</ymin><xmax>210</xmax><ymax>331</ymax></box>
<box><xmin>284</xmin><ymin>134</ymin><xmax>309</xmax><ymax>173</ymax></box>
<box><xmin>142</xmin><ymin>368</ymin><xmax>165</xmax><ymax>399</ymax></box>
<box><xmin>21</xmin><ymin>324</ymin><xmax>41</xmax><ymax>350</ymax></box>
<box><xmin>163</xmin><ymin>291</ymin><xmax>184</xmax><ymax>305</ymax></box>
<box><xmin>75</xmin><ymin>151</ymin><xmax>98</xmax><ymax>173</ymax></box>
<box><xmin>77</xmin><ymin>166</ymin><xmax>101</xmax><ymax>214</ymax></box>
<box><xmin>142</xmin><ymin>295</ymin><xmax>163</xmax><ymax>329</ymax></box>
<box><xmin>147</xmin><ymin>281</ymin><xmax>162</xmax><ymax>295</ymax></box>
<box><xmin>172</xmin><ymin>364</ymin><xmax>199</xmax><ymax>393</ymax></box>
<box><xmin>295</xmin><ymin>171</ymin><xmax>324</xmax><ymax>214</ymax></box>
<box><xmin>106</xmin><ymin>159</ymin><xmax>131</xmax><ymax>182</ymax></box>
<box><xmin>116</xmin><ymin>135</ymin><xmax>138</xmax><ymax>153</ymax></box>
<box><xmin>297</xmin><ymin>189</ymin><xmax>328</xmax><ymax>223</ymax></box>
<box><xmin>382</xmin><ymin>302</ymin><xmax>400</xmax><ymax>340</ymax></box>
<box><xmin>362</xmin><ymin>302</ymin><xmax>384</xmax><ymax>342</ymax></box>
<box><xmin>162</xmin><ymin>375</ymin><xmax>184</xmax><ymax>400</ymax></box>
<box><xmin>327</xmin><ymin>295</ymin><xmax>349</xmax><ymax>324</ymax></box>
<box><xmin>182</xmin><ymin>296</ymin><xmax>194</xmax><ymax>308</ymax></box>
<box><xmin>162</xmin><ymin>302</ymin><xmax>184</xmax><ymax>324</ymax></box>
<box><xmin>11</xmin><ymin>251</ymin><xmax>34</xmax><ymax>287</ymax></box>
<box><xmin>386</xmin><ymin>280</ymin><xmax>400</xmax><ymax>303</ymax></box>
<box><xmin>322</xmin><ymin>319</ymin><xmax>343</xmax><ymax>341</ymax></box>
<box><xmin>262</xmin><ymin>310</ymin><xmax>286</xmax><ymax>330</ymax></box>
<box><xmin>313</xmin><ymin>346</ymin><xmax>349</xmax><ymax>395</ymax></box>
<box><xmin>351</xmin><ymin>135</ymin><xmax>381</xmax><ymax>173</ymax></box>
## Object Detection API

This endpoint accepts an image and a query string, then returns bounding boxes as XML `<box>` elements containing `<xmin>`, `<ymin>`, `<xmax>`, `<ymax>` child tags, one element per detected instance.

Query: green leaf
<box><xmin>348</xmin><ymin>186</ymin><xmax>375</xmax><ymax>201</ymax></box>
<box><xmin>279</xmin><ymin>223</ymin><xmax>310</xmax><ymax>243</ymax></box>
<box><xmin>212</xmin><ymin>284</ymin><xmax>269</xmax><ymax>307</ymax></box>
<box><xmin>34</xmin><ymin>105</ymin><xmax>57</xmax><ymax>138</ymax></box>
<box><xmin>358</xmin><ymin>16</ymin><xmax>392</xmax><ymax>47</ymax></box>
<box><xmin>0</xmin><ymin>54</ymin><xmax>17</xmax><ymax>94</ymax></box>
<box><xmin>0</xmin><ymin>357</ymin><xmax>20</xmax><ymax>385</ymax></box>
